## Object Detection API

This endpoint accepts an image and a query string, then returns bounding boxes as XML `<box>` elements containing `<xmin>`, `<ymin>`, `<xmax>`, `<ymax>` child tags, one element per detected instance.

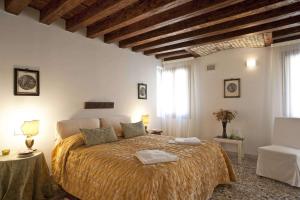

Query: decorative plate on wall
<box><xmin>14</xmin><ymin>68</ymin><xmax>40</xmax><ymax>96</ymax></box>
<box><xmin>224</xmin><ymin>78</ymin><xmax>240</xmax><ymax>98</ymax></box>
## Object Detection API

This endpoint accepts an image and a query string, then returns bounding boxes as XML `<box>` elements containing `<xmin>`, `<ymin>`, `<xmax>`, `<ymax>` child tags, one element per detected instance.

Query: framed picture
<box><xmin>14</xmin><ymin>68</ymin><xmax>40</xmax><ymax>96</ymax></box>
<box><xmin>224</xmin><ymin>78</ymin><xmax>240</xmax><ymax>98</ymax></box>
<box><xmin>138</xmin><ymin>83</ymin><xmax>147</xmax><ymax>99</ymax></box>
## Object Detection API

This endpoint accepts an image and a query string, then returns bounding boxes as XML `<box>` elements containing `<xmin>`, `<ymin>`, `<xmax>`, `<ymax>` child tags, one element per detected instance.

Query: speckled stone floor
<box><xmin>51</xmin><ymin>152</ymin><xmax>300</xmax><ymax>200</ymax></box>
<box><xmin>211</xmin><ymin>153</ymin><xmax>300</xmax><ymax>200</ymax></box>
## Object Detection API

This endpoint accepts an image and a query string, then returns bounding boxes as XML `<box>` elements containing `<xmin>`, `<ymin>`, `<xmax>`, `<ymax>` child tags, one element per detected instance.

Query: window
<box><xmin>157</xmin><ymin>66</ymin><xmax>190</xmax><ymax>118</ymax></box>
<box><xmin>283</xmin><ymin>51</ymin><xmax>300</xmax><ymax>117</ymax></box>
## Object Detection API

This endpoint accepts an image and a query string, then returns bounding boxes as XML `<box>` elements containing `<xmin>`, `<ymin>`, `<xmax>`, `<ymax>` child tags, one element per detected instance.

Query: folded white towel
<box><xmin>135</xmin><ymin>150</ymin><xmax>178</xmax><ymax>165</ymax></box>
<box><xmin>169</xmin><ymin>137</ymin><xmax>201</xmax><ymax>145</ymax></box>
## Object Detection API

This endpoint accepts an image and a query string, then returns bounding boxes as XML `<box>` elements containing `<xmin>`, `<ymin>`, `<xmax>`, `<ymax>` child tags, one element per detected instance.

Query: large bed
<box><xmin>52</xmin><ymin>117</ymin><xmax>235</xmax><ymax>200</ymax></box>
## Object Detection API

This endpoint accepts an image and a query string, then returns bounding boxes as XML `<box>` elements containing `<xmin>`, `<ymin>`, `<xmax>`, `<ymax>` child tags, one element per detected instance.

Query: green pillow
<box><xmin>80</xmin><ymin>127</ymin><xmax>118</xmax><ymax>146</ymax></box>
<box><xmin>121</xmin><ymin>121</ymin><xmax>146</xmax><ymax>139</ymax></box>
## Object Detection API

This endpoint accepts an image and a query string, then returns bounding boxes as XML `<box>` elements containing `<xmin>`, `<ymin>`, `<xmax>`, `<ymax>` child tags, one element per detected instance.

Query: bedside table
<box><xmin>150</xmin><ymin>130</ymin><xmax>163</xmax><ymax>135</ymax></box>
<box><xmin>0</xmin><ymin>151</ymin><xmax>52</xmax><ymax>200</ymax></box>
<box><xmin>213</xmin><ymin>137</ymin><xmax>244</xmax><ymax>164</ymax></box>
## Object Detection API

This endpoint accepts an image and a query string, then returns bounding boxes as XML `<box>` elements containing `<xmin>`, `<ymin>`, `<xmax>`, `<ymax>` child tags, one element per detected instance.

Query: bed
<box><xmin>52</xmin><ymin>117</ymin><xmax>236</xmax><ymax>200</ymax></box>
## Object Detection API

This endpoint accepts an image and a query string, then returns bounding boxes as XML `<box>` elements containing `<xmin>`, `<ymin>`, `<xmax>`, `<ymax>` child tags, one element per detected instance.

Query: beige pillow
<box><xmin>57</xmin><ymin>118</ymin><xmax>100</xmax><ymax>139</ymax></box>
<box><xmin>100</xmin><ymin>116</ymin><xmax>130</xmax><ymax>137</ymax></box>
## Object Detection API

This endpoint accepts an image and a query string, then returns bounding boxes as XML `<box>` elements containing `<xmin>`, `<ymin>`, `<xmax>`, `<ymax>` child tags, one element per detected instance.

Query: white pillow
<box><xmin>57</xmin><ymin>118</ymin><xmax>100</xmax><ymax>139</ymax></box>
<box><xmin>100</xmin><ymin>116</ymin><xmax>131</xmax><ymax>137</ymax></box>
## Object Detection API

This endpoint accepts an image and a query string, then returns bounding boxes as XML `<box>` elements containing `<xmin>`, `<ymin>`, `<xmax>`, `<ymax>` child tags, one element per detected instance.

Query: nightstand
<box><xmin>213</xmin><ymin>137</ymin><xmax>244</xmax><ymax>164</ymax></box>
<box><xmin>150</xmin><ymin>130</ymin><xmax>163</xmax><ymax>135</ymax></box>
<box><xmin>0</xmin><ymin>151</ymin><xmax>53</xmax><ymax>200</ymax></box>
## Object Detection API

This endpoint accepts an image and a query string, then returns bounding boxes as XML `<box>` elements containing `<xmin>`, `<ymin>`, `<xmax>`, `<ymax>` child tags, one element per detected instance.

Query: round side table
<box><xmin>0</xmin><ymin>151</ymin><xmax>52</xmax><ymax>200</ymax></box>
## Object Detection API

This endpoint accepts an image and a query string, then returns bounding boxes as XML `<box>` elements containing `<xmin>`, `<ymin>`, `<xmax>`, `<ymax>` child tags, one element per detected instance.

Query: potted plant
<box><xmin>213</xmin><ymin>109</ymin><xmax>237</xmax><ymax>138</ymax></box>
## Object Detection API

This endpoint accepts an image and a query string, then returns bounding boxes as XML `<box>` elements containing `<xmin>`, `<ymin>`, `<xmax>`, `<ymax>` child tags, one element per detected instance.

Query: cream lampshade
<box><xmin>141</xmin><ymin>115</ymin><xmax>149</xmax><ymax>132</ymax></box>
<box><xmin>21</xmin><ymin>120</ymin><xmax>39</xmax><ymax>150</ymax></box>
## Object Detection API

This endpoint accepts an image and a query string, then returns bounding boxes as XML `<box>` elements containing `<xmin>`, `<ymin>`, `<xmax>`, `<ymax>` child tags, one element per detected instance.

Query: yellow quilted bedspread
<box><xmin>52</xmin><ymin>134</ymin><xmax>235</xmax><ymax>200</ymax></box>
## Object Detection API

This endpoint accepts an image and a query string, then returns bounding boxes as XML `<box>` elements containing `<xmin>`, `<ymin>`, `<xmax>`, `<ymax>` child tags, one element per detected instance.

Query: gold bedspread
<box><xmin>52</xmin><ymin>134</ymin><xmax>236</xmax><ymax>200</ymax></box>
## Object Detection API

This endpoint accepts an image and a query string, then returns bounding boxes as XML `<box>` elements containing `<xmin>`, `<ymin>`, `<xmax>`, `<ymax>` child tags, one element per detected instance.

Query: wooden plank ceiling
<box><xmin>4</xmin><ymin>0</ymin><xmax>300</xmax><ymax>61</ymax></box>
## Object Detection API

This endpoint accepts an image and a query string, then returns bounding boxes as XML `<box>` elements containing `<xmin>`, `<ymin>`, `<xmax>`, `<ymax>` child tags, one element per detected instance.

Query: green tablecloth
<box><xmin>0</xmin><ymin>152</ymin><xmax>53</xmax><ymax>200</ymax></box>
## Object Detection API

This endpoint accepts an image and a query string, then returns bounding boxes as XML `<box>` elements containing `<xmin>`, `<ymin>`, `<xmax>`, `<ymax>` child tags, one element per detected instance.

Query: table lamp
<box><xmin>141</xmin><ymin>115</ymin><xmax>149</xmax><ymax>133</ymax></box>
<box><xmin>21</xmin><ymin>120</ymin><xmax>39</xmax><ymax>150</ymax></box>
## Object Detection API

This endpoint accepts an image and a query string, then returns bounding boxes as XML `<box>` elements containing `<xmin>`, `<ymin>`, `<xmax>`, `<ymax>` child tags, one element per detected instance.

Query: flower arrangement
<box><xmin>213</xmin><ymin>109</ymin><xmax>237</xmax><ymax>122</ymax></box>
<box><xmin>213</xmin><ymin>109</ymin><xmax>237</xmax><ymax>138</ymax></box>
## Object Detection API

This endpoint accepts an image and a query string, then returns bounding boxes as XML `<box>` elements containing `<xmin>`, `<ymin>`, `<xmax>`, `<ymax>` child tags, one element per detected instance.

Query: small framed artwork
<box><xmin>14</xmin><ymin>68</ymin><xmax>40</xmax><ymax>96</ymax></box>
<box><xmin>224</xmin><ymin>78</ymin><xmax>240</xmax><ymax>98</ymax></box>
<box><xmin>138</xmin><ymin>83</ymin><xmax>147</xmax><ymax>99</ymax></box>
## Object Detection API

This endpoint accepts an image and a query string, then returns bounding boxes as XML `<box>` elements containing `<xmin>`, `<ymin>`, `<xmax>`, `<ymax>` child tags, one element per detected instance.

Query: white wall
<box><xmin>191</xmin><ymin>47</ymin><xmax>272</xmax><ymax>155</ymax></box>
<box><xmin>0</xmin><ymin>3</ymin><xmax>160</xmax><ymax>165</ymax></box>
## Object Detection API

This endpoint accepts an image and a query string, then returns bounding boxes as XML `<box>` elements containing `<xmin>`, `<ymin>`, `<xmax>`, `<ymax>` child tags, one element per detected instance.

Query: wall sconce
<box><xmin>246</xmin><ymin>58</ymin><xmax>257</xmax><ymax>70</ymax></box>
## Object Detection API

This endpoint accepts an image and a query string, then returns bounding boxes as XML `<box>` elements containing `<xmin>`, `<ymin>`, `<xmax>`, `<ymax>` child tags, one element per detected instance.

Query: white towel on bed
<box><xmin>135</xmin><ymin>150</ymin><xmax>178</xmax><ymax>165</ymax></box>
<box><xmin>169</xmin><ymin>137</ymin><xmax>201</xmax><ymax>145</ymax></box>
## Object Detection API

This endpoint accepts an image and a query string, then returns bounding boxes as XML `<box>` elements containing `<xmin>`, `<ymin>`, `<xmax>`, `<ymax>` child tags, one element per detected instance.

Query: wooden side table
<box><xmin>213</xmin><ymin>137</ymin><xmax>244</xmax><ymax>164</ymax></box>
<box><xmin>149</xmin><ymin>130</ymin><xmax>163</xmax><ymax>135</ymax></box>
<box><xmin>0</xmin><ymin>151</ymin><xmax>53</xmax><ymax>200</ymax></box>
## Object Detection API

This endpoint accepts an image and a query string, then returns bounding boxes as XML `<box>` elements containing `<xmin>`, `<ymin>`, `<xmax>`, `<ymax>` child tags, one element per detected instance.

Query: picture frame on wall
<box><xmin>138</xmin><ymin>83</ymin><xmax>147</xmax><ymax>99</ymax></box>
<box><xmin>14</xmin><ymin>68</ymin><xmax>40</xmax><ymax>96</ymax></box>
<box><xmin>224</xmin><ymin>78</ymin><xmax>240</xmax><ymax>98</ymax></box>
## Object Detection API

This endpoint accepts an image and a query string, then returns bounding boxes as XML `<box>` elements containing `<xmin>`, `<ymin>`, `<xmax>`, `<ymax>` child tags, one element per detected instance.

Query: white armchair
<box><xmin>256</xmin><ymin>117</ymin><xmax>300</xmax><ymax>187</ymax></box>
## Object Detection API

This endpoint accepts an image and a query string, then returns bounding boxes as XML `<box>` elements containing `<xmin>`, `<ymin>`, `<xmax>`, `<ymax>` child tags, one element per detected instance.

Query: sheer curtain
<box><xmin>157</xmin><ymin>61</ymin><xmax>201</xmax><ymax>137</ymax></box>
<box><xmin>267</xmin><ymin>44</ymin><xmax>300</xmax><ymax>139</ymax></box>
<box><xmin>282</xmin><ymin>48</ymin><xmax>300</xmax><ymax>117</ymax></box>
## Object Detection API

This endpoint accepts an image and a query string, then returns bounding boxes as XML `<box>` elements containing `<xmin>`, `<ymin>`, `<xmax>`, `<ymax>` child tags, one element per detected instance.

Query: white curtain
<box><xmin>282</xmin><ymin>48</ymin><xmax>300</xmax><ymax>117</ymax></box>
<box><xmin>157</xmin><ymin>61</ymin><xmax>201</xmax><ymax>137</ymax></box>
<box><xmin>267</xmin><ymin>43</ymin><xmax>300</xmax><ymax>138</ymax></box>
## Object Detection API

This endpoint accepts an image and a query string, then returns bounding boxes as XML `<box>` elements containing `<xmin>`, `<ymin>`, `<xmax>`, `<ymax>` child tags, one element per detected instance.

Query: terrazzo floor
<box><xmin>51</xmin><ymin>153</ymin><xmax>300</xmax><ymax>200</ymax></box>
<box><xmin>211</xmin><ymin>153</ymin><xmax>300</xmax><ymax>200</ymax></box>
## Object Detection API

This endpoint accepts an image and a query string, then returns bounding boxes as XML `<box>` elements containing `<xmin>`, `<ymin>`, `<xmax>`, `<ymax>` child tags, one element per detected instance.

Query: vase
<box><xmin>222</xmin><ymin>121</ymin><xmax>228</xmax><ymax>138</ymax></box>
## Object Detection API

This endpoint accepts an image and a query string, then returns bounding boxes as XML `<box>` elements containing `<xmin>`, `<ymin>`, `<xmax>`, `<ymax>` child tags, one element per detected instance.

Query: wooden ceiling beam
<box><xmin>130</xmin><ymin>2</ymin><xmax>300</xmax><ymax>51</ymax></box>
<box><xmin>273</xmin><ymin>25</ymin><xmax>300</xmax><ymax>39</ymax></box>
<box><xmin>273</xmin><ymin>34</ymin><xmax>300</xmax><ymax>43</ymax></box>
<box><xmin>40</xmin><ymin>0</ymin><xmax>85</xmax><ymax>25</ymax></box>
<box><xmin>66</xmin><ymin>0</ymin><xmax>138</xmax><ymax>32</ymax></box>
<box><xmin>143</xmin><ymin>15</ymin><xmax>300</xmax><ymax>55</ymax></box>
<box><xmin>273</xmin><ymin>32</ymin><xmax>300</xmax><ymax>40</ymax></box>
<box><xmin>105</xmin><ymin>0</ymin><xmax>244</xmax><ymax>43</ymax></box>
<box><xmin>155</xmin><ymin>50</ymin><xmax>188</xmax><ymax>59</ymax></box>
<box><xmin>119</xmin><ymin>0</ymin><xmax>291</xmax><ymax>49</ymax></box>
<box><xmin>87</xmin><ymin>0</ymin><xmax>191</xmax><ymax>38</ymax></box>
<box><xmin>5</xmin><ymin>0</ymin><xmax>32</xmax><ymax>15</ymax></box>
<box><xmin>163</xmin><ymin>54</ymin><xmax>195</xmax><ymax>61</ymax></box>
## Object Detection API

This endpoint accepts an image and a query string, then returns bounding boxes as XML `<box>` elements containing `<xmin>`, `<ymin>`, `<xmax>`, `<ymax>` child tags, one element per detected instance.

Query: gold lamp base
<box><xmin>25</xmin><ymin>137</ymin><xmax>34</xmax><ymax>150</ymax></box>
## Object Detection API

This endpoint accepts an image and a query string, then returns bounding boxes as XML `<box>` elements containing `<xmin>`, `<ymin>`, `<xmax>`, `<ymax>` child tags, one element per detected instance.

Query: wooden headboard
<box><xmin>84</xmin><ymin>102</ymin><xmax>114</xmax><ymax>109</ymax></box>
